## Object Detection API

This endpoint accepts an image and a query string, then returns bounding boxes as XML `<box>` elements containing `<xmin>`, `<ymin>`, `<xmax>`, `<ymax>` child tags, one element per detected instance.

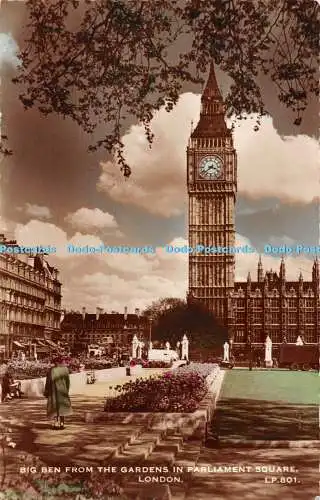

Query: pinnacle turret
<box><xmin>257</xmin><ymin>255</ymin><xmax>263</xmax><ymax>282</ymax></box>
<box><xmin>280</xmin><ymin>257</ymin><xmax>286</xmax><ymax>280</ymax></box>
<box><xmin>312</xmin><ymin>257</ymin><xmax>319</xmax><ymax>282</ymax></box>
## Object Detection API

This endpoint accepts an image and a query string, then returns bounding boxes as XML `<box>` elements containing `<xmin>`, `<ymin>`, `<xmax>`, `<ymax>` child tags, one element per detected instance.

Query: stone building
<box><xmin>229</xmin><ymin>257</ymin><xmax>319</xmax><ymax>349</ymax></box>
<box><xmin>187</xmin><ymin>62</ymin><xmax>236</xmax><ymax>324</ymax></box>
<box><xmin>59</xmin><ymin>306</ymin><xmax>151</xmax><ymax>354</ymax></box>
<box><xmin>0</xmin><ymin>234</ymin><xmax>62</xmax><ymax>357</ymax></box>
<box><xmin>187</xmin><ymin>65</ymin><xmax>319</xmax><ymax>349</ymax></box>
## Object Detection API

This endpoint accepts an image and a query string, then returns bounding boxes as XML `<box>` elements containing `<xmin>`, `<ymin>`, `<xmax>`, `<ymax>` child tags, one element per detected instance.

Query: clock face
<box><xmin>198</xmin><ymin>156</ymin><xmax>223</xmax><ymax>180</ymax></box>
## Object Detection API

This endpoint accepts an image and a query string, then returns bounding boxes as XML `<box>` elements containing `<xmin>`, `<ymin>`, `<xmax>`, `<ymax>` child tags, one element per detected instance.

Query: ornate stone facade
<box><xmin>229</xmin><ymin>257</ymin><xmax>319</xmax><ymax>347</ymax></box>
<box><xmin>0</xmin><ymin>234</ymin><xmax>62</xmax><ymax>356</ymax></box>
<box><xmin>59</xmin><ymin>307</ymin><xmax>150</xmax><ymax>353</ymax></box>
<box><xmin>187</xmin><ymin>63</ymin><xmax>236</xmax><ymax>325</ymax></box>
<box><xmin>187</xmin><ymin>66</ymin><xmax>319</xmax><ymax>347</ymax></box>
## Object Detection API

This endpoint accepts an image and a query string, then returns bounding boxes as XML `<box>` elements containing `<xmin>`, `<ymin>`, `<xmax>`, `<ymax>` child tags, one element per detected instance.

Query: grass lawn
<box><xmin>210</xmin><ymin>369</ymin><xmax>319</xmax><ymax>441</ymax></box>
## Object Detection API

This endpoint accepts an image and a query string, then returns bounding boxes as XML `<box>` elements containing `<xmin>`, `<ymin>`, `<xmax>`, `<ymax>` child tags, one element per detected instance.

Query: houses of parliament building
<box><xmin>187</xmin><ymin>64</ymin><xmax>319</xmax><ymax>348</ymax></box>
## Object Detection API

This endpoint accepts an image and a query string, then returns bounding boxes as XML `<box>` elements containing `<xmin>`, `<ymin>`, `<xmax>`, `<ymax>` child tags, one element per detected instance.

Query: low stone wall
<box><xmin>148</xmin><ymin>367</ymin><xmax>225</xmax><ymax>442</ymax></box>
<box><xmin>84</xmin><ymin>366</ymin><xmax>225</xmax><ymax>445</ymax></box>
<box><xmin>19</xmin><ymin>376</ymin><xmax>46</xmax><ymax>398</ymax></box>
<box><xmin>19</xmin><ymin>366</ymin><xmax>127</xmax><ymax>398</ymax></box>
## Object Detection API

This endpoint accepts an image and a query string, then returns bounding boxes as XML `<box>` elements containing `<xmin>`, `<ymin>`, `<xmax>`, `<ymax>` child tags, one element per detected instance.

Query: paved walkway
<box><xmin>0</xmin><ymin>372</ymin><xmax>319</xmax><ymax>499</ymax></box>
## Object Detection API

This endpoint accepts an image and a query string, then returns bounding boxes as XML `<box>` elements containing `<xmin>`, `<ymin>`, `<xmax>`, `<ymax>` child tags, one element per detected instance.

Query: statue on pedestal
<box><xmin>223</xmin><ymin>342</ymin><xmax>230</xmax><ymax>362</ymax></box>
<box><xmin>181</xmin><ymin>334</ymin><xmax>189</xmax><ymax>361</ymax></box>
<box><xmin>132</xmin><ymin>334</ymin><xmax>139</xmax><ymax>359</ymax></box>
<box><xmin>265</xmin><ymin>335</ymin><xmax>273</xmax><ymax>367</ymax></box>
<box><xmin>136</xmin><ymin>342</ymin><xmax>142</xmax><ymax>359</ymax></box>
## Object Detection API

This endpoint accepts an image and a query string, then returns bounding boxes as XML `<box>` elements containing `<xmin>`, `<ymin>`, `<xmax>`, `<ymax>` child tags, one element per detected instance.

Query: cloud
<box><xmin>0</xmin><ymin>216</ymin><xmax>7</xmax><ymax>232</ymax></box>
<box><xmin>14</xmin><ymin>219</ymin><xmax>104</xmax><ymax>259</ymax></box>
<box><xmin>65</xmin><ymin>207</ymin><xmax>118</xmax><ymax>231</ymax></box>
<box><xmin>0</xmin><ymin>33</ymin><xmax>20</xmax><ymax>68</ymax></box>
<box><xmin>12</xmin><ymin>219</ymin><xmax>188</xmax><ymax>310</ymax></box>
<box><xmin>98</xmin><ymin>93</ymin><xmax>199</xmax><ymax>217</ymax></box>
<box><xmin>98</xmin><ymin>94</ymin><xmax>319</xmax><ymax>217</ymax></box>
<box><xmin>16</xmin><ymin>203</ymin><xmax>52</xmax><ymax>219</ymax></box>
<box><xmin>235</xmin><ymin>234</ymin><xmax>314</xmax><ymax>281</ymax></box>
<box><xmin>64</xmin><ymin>238</ymin><xmax>189</xmax><ymax>310</ymax></box>
<box><xmin>233</xmin><ymin>116</ymin><xmax>319</xmax><ymax>203</ymax></box>
<box><xmin>14</xmin><ymin>220</ymin><xmax>67</xmax><ymax>248</ymax></box>
<box><xmin>10</xmin><ymin>219</ymin><xmax>317</xmax><ymax>313</ymax></box>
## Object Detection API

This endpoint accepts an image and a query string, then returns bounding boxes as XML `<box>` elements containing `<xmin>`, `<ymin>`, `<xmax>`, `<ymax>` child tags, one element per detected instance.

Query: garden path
<box><xmin>0</xmin><ymin>371</ymin><xmax>319</xmax><ymax>499</ymax></box>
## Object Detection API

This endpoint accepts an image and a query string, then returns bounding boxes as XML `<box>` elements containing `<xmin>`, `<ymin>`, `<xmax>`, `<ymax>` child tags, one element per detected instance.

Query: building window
<box><xmin>236</xmin><ymin>312</ymin><xmax>245</xmax><ymax>324</ymax></box>
<box><xmin>268</xmin><ymin>327</ymin><xmax>281</xmax><ymax>343</ymax></box>
<box><xmin>288</xmin><ymin>312</ymin><xmax>297</xmax><ymax>324</ymax></box>
<box><xmin>267</xmin><ymin>312</ymin><xmax>280</xmax><ymax>323</ymax></box>
<box><xmin>252</xmin><ymin>313</ymin><xmax>262</xmax><ymax>324</ymax></box>
<box><xmin>252</xmin><ymin>325</ymin><xmax>263</xmax><ymax>343</ymax></box>
<box><xmin>305</xmin><ymin>312</ymin><xmax>314</xmax><ymax>324</ymax></box>
<box><xmin>235</xmin><ymin>329</ymin><xmax>245</xmax><ymax>342</ymax></box>
<box><xmin>287</xmin><ymin>328</ymin><xmax>297</xmax><ymax>343</ymax></box>
<box><xmin>304</xmin><ymin>327</ymin><xmax>316</xmax><ymax>343</ymax></box>
<box><xmin>252</xmin><ymin>299</ymin><xmax>262</xmax><ymax>308</ymax></box>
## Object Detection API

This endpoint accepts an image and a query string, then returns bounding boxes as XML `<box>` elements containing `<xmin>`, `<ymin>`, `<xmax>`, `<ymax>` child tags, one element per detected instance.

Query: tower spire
<box><xmin>202</xmin><ymin>62</ymin><xmax>223</xmax><ymax>101</ymax></box>
<box><xmin>312</xmin><ymin>257</ymin><xmax>319</xmax><ymax>282</ymax></box>
<box><xmin>280</xmin><ymin>257</ymin><xmax>286</xmax><ymax>280</ymax></box>
<box><xmin>191</xmin><ymin>62</ymin><xmax>228</xmax><ymax>138</ymax></box>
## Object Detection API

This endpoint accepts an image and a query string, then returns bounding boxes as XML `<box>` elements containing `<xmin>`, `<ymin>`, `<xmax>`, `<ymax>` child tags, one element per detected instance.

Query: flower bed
<box><xmin>174</xmin><ymin>362</ymin><xmax>218</xmax><ymax>378</ymax></box>
<box><xmin>130</xmin><ymin>359</ymin><xmax>172</xmax><ymax>368</ymax></box>
<box><xmin>2</xmin><ymin>358</ymin><xmax>118</xmax><ymax>380</ymax></box>
<box><xmin>104</xmin><ymin>363</ymin><xmax>217</xmax><ymax>413</ymax></box>
<box><xmin>3</xmin><ymin>361</ymin><xmax>50</xmax><ymax>380</ymax></box>
<box><xmin>143</xmin><ymin>360</ymin><xmax>172</xmax><ymax>368</ymax></box>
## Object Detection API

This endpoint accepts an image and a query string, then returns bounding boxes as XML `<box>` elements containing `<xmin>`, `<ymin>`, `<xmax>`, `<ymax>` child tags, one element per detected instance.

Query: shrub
<box><xmin>104</xmin><ymin>363</ymin><xmax>218</xmax><ymax>413</ymax></box>
<box><xmin>142</xmin><ymin>360</ymin><xmax>172</xmax><ymax>368</ymax></box>
<box><xmin>3</xmin><ymin>357</ymin><xmax>118</xmax><ymax>380</ymax></box>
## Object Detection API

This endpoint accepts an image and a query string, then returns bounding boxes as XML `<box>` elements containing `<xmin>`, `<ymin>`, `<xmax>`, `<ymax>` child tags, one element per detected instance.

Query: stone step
<box><xmin>142</xmin><ymin>451</ymin><xmax>175</xmax><ymax>466</ymax></box>
<box><xmin>142</xmin><ymin>435</ymin><xmax>185</xmax><ymax>467</ymax></box>
<box><xmin>115</xmin><ymin>431</ymin><xmax>165</xmax><ymax>461</ymax></box>
<box><xmin>173</xmin><ymin>444</ymin><xmax>202</xmax><ymax>470</ymax></box>
<box><xmin>153</xmin><ymin>435</ymin><xmax>184</xmax><ymax>454</ymax></box>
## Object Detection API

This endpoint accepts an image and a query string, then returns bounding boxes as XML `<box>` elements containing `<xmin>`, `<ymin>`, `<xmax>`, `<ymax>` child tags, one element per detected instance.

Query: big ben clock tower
<box><xmin>187</xmin><ymin>63</ymin><xmax>237</xmax><ymax>326</ymax></box>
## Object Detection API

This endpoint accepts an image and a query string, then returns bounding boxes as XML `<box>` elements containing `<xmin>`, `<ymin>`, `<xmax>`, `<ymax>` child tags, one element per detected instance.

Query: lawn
<box><xmin>210</xmin><ymin>369</ymin><xmax>319</xmax><ymax>441</ymax></box>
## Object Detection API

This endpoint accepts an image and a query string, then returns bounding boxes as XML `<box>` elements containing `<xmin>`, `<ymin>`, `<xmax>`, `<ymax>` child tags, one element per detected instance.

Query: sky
<box><xmin>0</xmin><ymin>2</ymin><xmax>319</xmax><ymax>313</ymax></box>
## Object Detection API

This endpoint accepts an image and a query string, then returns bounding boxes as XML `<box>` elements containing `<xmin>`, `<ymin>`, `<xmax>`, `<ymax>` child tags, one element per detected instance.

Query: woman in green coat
<box><xmin>44</xmin><ymin>356</ymin><xmax>72</xmax><ymax>429</ymax></box>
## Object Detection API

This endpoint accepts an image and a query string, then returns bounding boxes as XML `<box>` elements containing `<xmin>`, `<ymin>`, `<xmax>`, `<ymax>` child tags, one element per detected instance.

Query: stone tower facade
<box><xmin>187</xmin><ymin>63</ymin><xmax>237</xmax><ymax>325</ymax></box>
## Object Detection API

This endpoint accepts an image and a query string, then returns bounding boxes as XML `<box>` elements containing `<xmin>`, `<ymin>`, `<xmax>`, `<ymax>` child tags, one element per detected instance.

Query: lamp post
<box><xmin>247</xmin><ymin>334</ymin><xmax>253</xmax><ymax>371</ymax></box>
<box><xmin>229</xmin><ymin>338</ymin><xmax>234</xmax><ymax>364</ymax></box>
<box><xmin>176</xmin><ymin>341</ymin><xmax>180</xmax><ymax>359</ymax></box>
<box><xmin>148</xmin><ymin>317</ymin><xmax>153</xmax><ymax>347</ymax></box>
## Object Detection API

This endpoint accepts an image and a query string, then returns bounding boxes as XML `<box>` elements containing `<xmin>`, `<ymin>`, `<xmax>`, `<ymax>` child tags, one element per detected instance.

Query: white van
<box><xmin>148</xmin><ymin>349</ymin><xmax>179</xmax><ymax>362</ymax></box>
<box><xmin>88</xmin><ymin>344</ymin><xmax>103</xmax><ymax>357</ymax></box>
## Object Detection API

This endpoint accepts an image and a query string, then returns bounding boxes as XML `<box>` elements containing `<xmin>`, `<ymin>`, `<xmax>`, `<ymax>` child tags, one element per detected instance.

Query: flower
<box><xmin>104</xmin><ymin>363</ymin><xmax>218</xmax><ymax>413</ymax></box>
